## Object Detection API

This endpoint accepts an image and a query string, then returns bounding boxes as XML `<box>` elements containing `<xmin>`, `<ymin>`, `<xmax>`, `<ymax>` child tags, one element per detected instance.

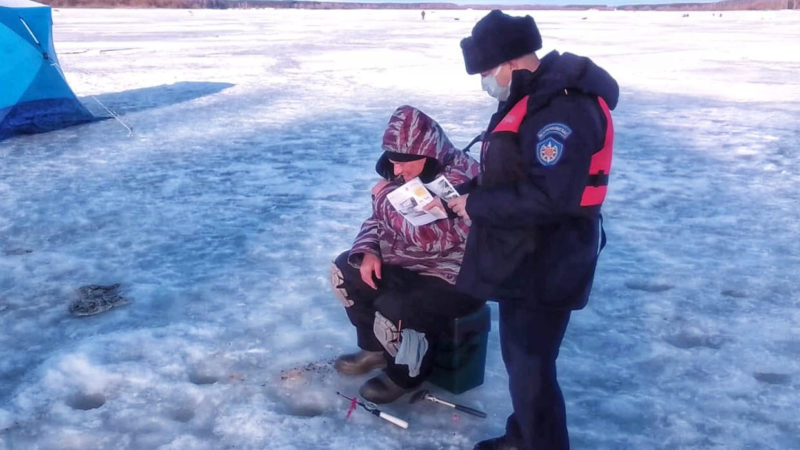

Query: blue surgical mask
<box><xmin>481</xmin><ymin>65</ymin><xmax>510</xmax><ymax>101</ymax></box>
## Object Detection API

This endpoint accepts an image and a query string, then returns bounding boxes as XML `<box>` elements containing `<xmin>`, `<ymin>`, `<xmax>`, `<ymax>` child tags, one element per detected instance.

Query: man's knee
<box><xmin>331</xmin><ymin>251</ymin><xmax>355</xmax><ymax>307</ymax></box>
<box><xmin>334</xmin><ymin>250</ymin><xmax>351</xmax><ymax>270</ymax></box>
<box><xmin>373</xmin><ymin>311</ymin><xmax>401</xmax><ymax>356</ymax></box>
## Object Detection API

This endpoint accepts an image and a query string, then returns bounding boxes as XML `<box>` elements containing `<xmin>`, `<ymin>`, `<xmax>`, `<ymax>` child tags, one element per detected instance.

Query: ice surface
<box><xmin>1</xmin><ymin>8</ymin><xmax>799</xmax><ymax>450</ymax></box>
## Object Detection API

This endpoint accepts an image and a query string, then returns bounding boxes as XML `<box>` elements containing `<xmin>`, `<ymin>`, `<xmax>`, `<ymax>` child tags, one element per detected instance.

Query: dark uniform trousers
<box><xmin>500</xmin><ymin>298</ymin><xmax>572</xmax><ymax>450</ymax></box>
<box><xmin>334</xmin><ymin>251</ymin><xmax>484</xmax><ymax>388</ymax></box>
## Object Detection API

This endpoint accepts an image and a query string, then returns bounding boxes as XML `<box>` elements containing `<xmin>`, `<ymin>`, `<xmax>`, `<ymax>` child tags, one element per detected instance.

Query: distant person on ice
<box><xmin>450</xmin><ymin>9</ymin><xmax>619</xmax><ymax>450</ymax></box>
<box><xmin>330</xmin><ymin>105</ymin><xmax>483</xmax><ymax>403</ymax></box>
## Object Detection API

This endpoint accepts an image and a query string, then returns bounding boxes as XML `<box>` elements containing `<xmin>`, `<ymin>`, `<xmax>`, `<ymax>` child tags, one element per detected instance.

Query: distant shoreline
<box><xmin>39</xmin><ymin>0</ymin><xmax>799</xmax><ymax>11</ymax></box>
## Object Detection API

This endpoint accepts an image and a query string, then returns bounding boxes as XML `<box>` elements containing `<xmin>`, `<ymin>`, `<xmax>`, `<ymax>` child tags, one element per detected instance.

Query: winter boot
<box><xmin>334</xmin><ymin>350</ymin><xmax>386</xmax><ymax>376</ymax></box>
<box><xmin>473</xmin><ymin>435</ymin><xmax>521</xmax><ymax>450</ymax></box>
<box><xmin>358</xmin><ymin>372</ymin><xmax>413</xmax><ymax>404</ymax></box>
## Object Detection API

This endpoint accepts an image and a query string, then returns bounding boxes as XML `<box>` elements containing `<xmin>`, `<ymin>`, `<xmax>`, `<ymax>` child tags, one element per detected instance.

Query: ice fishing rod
<box><xmin>336</xmin><ymin>392</ymin><xmax>409</xmax><ymax>429</ymax></box>
<box><xmin>409</xmin><ymin>389</ymin><xmax>487</xmax><ymax>418</ymax></box>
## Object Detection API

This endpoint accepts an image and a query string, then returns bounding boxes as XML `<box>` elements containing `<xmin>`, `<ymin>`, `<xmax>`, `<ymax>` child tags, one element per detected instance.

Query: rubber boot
<box><xmin>334</xmin><ymin>350</ymin><xmax>386</xmax><ymax>376</ymax></box>
<box><xmin>358</xmin><ymin>372</ymin><xmax>413</xmax><ymax>404</ymax></box>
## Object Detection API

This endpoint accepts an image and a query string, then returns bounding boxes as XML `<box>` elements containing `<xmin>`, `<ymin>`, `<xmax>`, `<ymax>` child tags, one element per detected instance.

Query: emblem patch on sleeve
<box><xmin>537</xmin><ymin>138</ymin><xmax>563</xmax><ymax>166</ymax></box>
<box><xmin>535</xmin><ymin>123</ymin><xmax>572</xmax><ymax>166</ymax></box>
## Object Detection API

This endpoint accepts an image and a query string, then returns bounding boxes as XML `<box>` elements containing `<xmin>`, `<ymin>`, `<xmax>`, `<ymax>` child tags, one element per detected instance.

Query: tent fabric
<box><xmin>1</xmin><ymin>0</ymin><xmax>96</xmax><ymax>141</ymax></box>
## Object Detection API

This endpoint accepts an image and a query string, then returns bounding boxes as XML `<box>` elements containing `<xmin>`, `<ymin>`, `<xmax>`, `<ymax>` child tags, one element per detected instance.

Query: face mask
<box><xmin>481</xmin><ymin>65</ymin><xmax>510</xmax><ymax>102</ymax></box>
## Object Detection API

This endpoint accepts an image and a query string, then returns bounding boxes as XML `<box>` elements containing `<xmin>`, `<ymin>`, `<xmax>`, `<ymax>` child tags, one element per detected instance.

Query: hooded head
<box><xmin>376</xmin><ymin>105</ymin><xmax>458</xmax><ymax>183</ymax></box>
<box><xmin>460</xmin><ymin>10</ymin><xmax>542</xmax><ymax>75</ymax></box>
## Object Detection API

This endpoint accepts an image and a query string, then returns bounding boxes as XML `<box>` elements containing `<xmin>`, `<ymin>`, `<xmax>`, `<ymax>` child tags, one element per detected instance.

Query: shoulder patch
<box><xmin>535</xmin><ymin>123</ymin><xmax>571</xmax><ymax>167</ymax></box>
<box><xmin>536</xmin><ymin>137</ymin><xmax>563</xmax><ymax>166</ymax></box>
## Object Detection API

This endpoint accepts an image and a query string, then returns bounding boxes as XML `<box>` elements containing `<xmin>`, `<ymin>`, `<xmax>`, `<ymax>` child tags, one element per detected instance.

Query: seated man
<box><xmin>331</xmin><ymin>105</ymin><xmax>484</xmax><ymax>403</ymax></box>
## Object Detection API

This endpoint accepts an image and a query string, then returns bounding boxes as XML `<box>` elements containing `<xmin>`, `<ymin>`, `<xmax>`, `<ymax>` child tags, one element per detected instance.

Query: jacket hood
<box><xmin>376</xmin><ymin>105</ymin><xmax>460</xmax><ymax>178</ymax></box>
<box><xmin>510</xmin><ymin>51</ymin><xmax>619</xmax><ymax>111</ymax></box>
<box><xmin>381</xmin><ymin>105</ymin><xmax>460</xmax><ymax>162</ymax></box>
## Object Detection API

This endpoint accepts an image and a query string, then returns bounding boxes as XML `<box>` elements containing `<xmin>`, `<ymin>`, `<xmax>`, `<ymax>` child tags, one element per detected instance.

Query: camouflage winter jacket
<box><xmin>349</xmin><ymin>105</ymin><xmax>479</xmax><ymax>284</ymax></box>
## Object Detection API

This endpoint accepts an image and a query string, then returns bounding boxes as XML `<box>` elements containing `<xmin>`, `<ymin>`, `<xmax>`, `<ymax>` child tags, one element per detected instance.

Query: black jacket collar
<box><xmin>489</xmin><ymin>50</ymin><xmax>619</xmax><ymax>130</ymax></box>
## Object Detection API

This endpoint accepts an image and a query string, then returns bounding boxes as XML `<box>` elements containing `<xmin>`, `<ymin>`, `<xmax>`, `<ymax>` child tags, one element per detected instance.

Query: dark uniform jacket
<box><xmin>457</xmin><ymin>51</ymin><xmax>619</xmax><ymax>310</ymax></box>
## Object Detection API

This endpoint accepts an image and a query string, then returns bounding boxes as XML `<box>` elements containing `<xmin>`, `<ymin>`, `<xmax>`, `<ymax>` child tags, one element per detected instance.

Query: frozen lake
<box><xmin>1</xmin><ymin>7</ymin><xmax>799</xmax><ymax>449</ymax></box>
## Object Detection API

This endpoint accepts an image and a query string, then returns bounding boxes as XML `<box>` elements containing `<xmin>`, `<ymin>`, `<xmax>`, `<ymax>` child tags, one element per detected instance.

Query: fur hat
<box><xmin>460</xmin><ymin>10</ymin><xmax>542</xmax><ymax>75</ymax></box>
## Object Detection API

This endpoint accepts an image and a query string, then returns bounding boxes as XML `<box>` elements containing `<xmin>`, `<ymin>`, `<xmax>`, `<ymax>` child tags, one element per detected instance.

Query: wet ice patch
<box><xmin>3</xmin><ymin>248</ymin><xmax>32</xmax><ymax>256</ymax></box>
<box><xmin>753</xmin><ymin>372</ymin><xmax>791</xmax><ymax>385</ymax></box>
<box><xmin>625</xmin><ymin>280</ymin><xmax>674</xmax><ymax>293</ymax></box>
<box><xmin>721</xmin><ymin>289</ymin><xmax>748</xmax><ymax>298</ymax></box>
<box><xmin>169</xmin><ymin>405</ymin><xmax>195</xmax><ymax>423</ymax></box>
<box><xmin>664</xmin><ymin>328</ymin><xmax>726</xmax><ymax>350</ymax></box>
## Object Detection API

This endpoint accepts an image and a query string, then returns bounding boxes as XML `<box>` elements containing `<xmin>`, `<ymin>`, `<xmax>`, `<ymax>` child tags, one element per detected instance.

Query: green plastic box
<box><xmin>429</xmin><ymin>304</ymin><xmax>491</xmax><ymax>394</ymax></box>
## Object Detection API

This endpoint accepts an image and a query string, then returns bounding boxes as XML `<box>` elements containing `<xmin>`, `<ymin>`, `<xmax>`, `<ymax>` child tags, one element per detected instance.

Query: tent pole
<box><xmin>18</xmin><ymin>16</ymin><xmax>48</xmax><ymax>59</ymax></box>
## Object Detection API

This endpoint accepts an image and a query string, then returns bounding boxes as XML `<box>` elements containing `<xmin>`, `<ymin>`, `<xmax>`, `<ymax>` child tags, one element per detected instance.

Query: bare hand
<box><xmin>360</xmin><ymin>252</ymin><xmax>382</xmax><ymax>290</ymax></box>
<box><xmin>422</xmin><ymin>197</ymin><xmax>446</xmax><ymax>217</ymax></box>
<box><xmin>447</xmin><ymin>194</ymin><xmax>470</xmax><ymax>221</ymax></box>
<box><xmin>372</xmin><ymin>179</ymin><xmax>392</xmax><ymax>197</ymax></box>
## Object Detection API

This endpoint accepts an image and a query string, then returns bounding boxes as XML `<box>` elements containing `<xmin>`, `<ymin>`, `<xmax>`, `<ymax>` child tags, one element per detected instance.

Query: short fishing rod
<box><xmin>336</xmin><ymin>392</ymin><xmax>409</xmax><ymax>429</ymax></box>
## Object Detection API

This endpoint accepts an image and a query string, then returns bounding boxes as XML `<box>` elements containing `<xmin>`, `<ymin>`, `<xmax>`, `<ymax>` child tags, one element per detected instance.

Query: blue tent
<box><xmin>1</xmin><ymin>0</ymin><xmax>97</xmax><ymax>141</ymax></box>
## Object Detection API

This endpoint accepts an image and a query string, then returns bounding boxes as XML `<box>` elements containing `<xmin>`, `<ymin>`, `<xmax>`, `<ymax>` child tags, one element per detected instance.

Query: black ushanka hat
<box><xmin>460</xmin><ymin>9</ymin><xmax>542</xmax><ymax>75</ymax></box>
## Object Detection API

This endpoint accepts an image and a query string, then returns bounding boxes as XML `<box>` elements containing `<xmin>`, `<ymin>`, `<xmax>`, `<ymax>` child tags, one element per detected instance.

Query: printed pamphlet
<box><xmin>385</xmin><ymin>176</ymin><xmax>460</xmax><ymax>226</ymax></box>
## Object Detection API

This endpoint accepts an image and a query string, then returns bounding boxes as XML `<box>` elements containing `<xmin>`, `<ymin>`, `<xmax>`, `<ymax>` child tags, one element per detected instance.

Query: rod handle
<box><xmin>376</xmin><ymin>411</ymin><xmax>409</xmax><ymax>429</ymax></box>
<box><xmin>455</xmin><ymin>404</ymin><xmax>487</xmax><ymax>418</ymax></box>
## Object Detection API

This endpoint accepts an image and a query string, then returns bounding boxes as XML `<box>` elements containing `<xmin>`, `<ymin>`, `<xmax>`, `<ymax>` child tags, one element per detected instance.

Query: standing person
<box><xmin>331</xmin><ymin>105</ymin><xmax>484</xmax><ymax>403</ymax></box>
<box><xmin>450</xmin><ymin>10</ymin><xmax>619</xmax><ymax>450</ymax></box>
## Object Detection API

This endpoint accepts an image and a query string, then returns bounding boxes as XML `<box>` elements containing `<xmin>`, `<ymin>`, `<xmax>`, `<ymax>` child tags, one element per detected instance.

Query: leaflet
<box><xmin>385</xmin><ymin>176</ymin><xmax>459</xmax><ymax>226</ymax></box>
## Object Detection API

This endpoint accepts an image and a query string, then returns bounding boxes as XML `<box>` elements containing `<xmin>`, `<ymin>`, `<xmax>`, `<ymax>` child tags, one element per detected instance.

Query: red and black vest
<box><xmin>481</xmin><ymin>95</ymin><xmax>614</xmax><ymax>208</ymax></box>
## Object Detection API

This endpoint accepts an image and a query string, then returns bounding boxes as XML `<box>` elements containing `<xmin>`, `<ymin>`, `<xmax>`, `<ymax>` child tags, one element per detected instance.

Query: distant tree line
<box><xmin>39</xmin><ymin>0</ymin><xmax>467</xmax><ymax>8</ymax></box>
<box><xmin>37</xmin><ymin>0</ymin><xmax>797</xmax><ymax>10</ymax></box>
<box><xmin>41</xmin><ymin>0</ymin><xmax>232</xmax><ymax>7</ymax></box>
